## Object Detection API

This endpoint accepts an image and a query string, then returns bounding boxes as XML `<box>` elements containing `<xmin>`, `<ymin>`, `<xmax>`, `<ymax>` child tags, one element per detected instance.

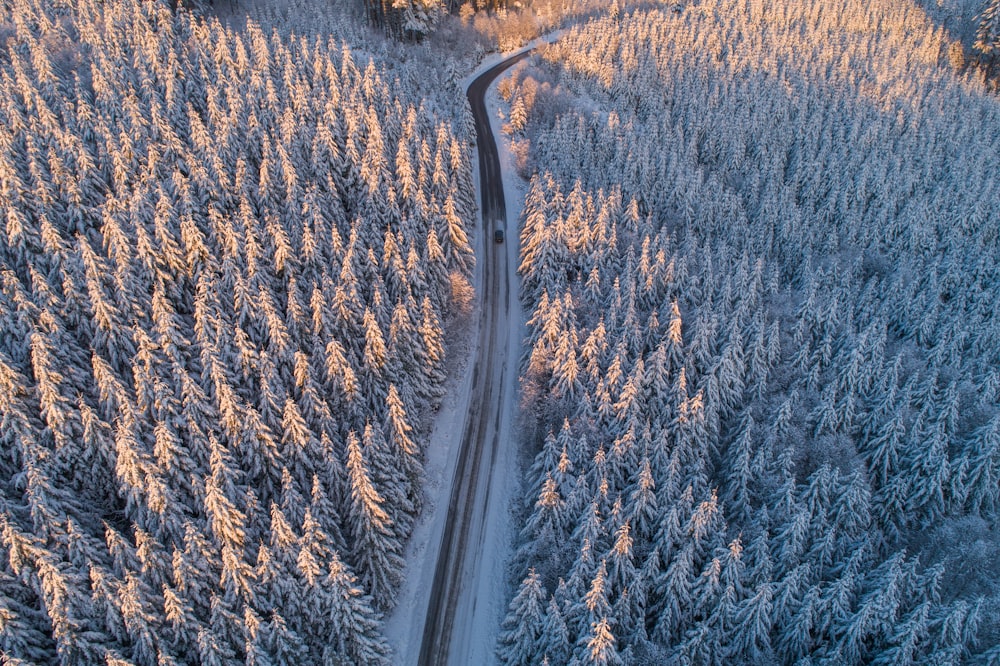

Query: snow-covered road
<box><xmin>384</xmin><ymin>45</ymin><xmax>540</xmax><ymax>666</ymax></box>
<box><xmin>416</xmin><ymin>49</ymin><xmax>532</xmax><ymax>666</ymax></box>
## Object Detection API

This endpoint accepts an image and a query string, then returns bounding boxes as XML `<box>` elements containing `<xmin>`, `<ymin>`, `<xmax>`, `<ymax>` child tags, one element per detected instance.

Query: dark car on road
<box><xmin>494</xmin><ymin>228</ymin><xmax>504</xmax><ymax>243</ymax></box>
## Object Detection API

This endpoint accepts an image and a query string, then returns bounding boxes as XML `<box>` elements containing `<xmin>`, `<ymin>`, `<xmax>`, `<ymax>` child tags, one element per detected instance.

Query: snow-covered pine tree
<box><xmin>497</xmin><ymin>568</ymin><xmax>547</xmax><ymax>666</ymax></box>
<box><xmin>976</xmin><ymin>0</ymin><xmax>1000</xmax><ymax>73</ymax></box>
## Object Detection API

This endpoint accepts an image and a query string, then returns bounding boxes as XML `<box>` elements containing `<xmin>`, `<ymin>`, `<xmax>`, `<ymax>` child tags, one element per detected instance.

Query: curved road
<box><xmin>417</xmin><ymin>49</ymin><xmax>534</xmax><ymax>666</ymax></box>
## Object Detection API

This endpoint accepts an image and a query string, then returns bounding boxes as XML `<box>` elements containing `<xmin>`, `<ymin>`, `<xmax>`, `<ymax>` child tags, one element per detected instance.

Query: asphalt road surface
<box><xmin>416</xmin><ymin>49</ymin><xmax>534</xmax><ymax>666</ymax></box>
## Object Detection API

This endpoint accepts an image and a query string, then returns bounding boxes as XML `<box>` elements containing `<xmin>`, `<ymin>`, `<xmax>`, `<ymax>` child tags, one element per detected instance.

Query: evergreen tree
<box><xmin>539</xmin><ymin>595</ymin><xmax>572</xmax><ymax>665</ymax></box>
<box><xmin>497</xmin><ymin>568</ymin><xmax>547</xmax><ymax>666</ymax></box>
<box><xmin>323</xmin><ymin>551</ymin><xmax>391</xmax><ymax>666</ymax></box>
<box><xmin>976</xmin><ymin>0</ymin><xmax>1000</xmax><ymax>73</ymax></box>
<box><xmin>573</xmin><ymin>617</ymin><xmax>623</xmax><ymax>666</ymax></box>
<box><xmin>346</xmin><ymin>432</ymin><xmax>404</xmax><ymax>609</ymax></box>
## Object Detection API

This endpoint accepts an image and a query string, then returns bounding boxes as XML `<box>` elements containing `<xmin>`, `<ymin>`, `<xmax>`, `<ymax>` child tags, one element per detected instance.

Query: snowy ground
<box><xmin>384</xmin><ymin>34</ymin><xmax>560</xmax><ymax>666</ymax></box>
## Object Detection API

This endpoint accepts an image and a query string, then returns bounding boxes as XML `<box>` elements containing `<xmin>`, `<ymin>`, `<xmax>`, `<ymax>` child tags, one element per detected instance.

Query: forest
<box><xmin>499</xmin><ymin>0</ymin><xmax>1000</xmax><ymax>663</ymax></box>
<box><xmin>4</xmin><ymin>0</ymin><xmax>1000</xmax><ymax>660</ymax></box>
<box><xmin>0</xmin><ymin>0</ymin><xmax>476</xmax><ymax>662</ymax></box>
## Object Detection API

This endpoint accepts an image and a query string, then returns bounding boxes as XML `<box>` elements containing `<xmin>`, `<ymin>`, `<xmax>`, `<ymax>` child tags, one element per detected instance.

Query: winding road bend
<box><xmin>417</xmin><ymin>49</ymin><xmax>534</xmax><ymax>666</ymax></box>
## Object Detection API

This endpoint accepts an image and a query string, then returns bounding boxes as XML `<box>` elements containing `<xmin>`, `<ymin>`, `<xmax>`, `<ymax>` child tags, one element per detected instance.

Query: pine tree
<box><xmin>573</xmin><ymin>617</ymin><xmax>623</xmax><ymax>666</ymax></box>
<box><xmin>498</xmin><ymin>568</ymin><xmax>547</xmax><ymax>666</ymax></box>
<box><xmin>440</xmin><ymin>193</ymin><xmax>474</xmax><ymax>278</ymax></box>
<box><xmin>521</xmin><ymin>473</ymin><xmax>565</xmax><ymax>564</ymax></box>
<box><xmin>976</xmin><ymin>0</ymin><xmax>1000</xmax><ymax>73</ymax></box>
<box><xmin>385</xmin><ymin>383</ymin><xmax>423</xmax><ymax>503</ymax></box>
<box><xmin>904</xmin><ymin>416</ymin><xmax>951</xmax><ymax>525</ymax></box>
<box><xmin>346</xmin><ymin>432</ymin><xmax>404</xmax><ymax>609</ymax></box>
<box><xmin>539</xmin><ymin>595</ymin><xmax>571</xmax><ymax>665</ymax></box>
<box><xmin>323</xmin><ymin>551</ymin><xmax>391</xmax><ymax>666</ymax></box>
<box><xmin>363</xmin><ymin>421</ymin><xmax>415</xmax><ymax>542</ymax></box>
<box><xmin>606</xmin><ymin>522</ymin><xmax>635</xmax><ymax>600</ymax></box>
<box><xmin>578</xmin><ymin>559</ymin><xmax>612</xmax><ymax>635</ymax></box>
<box><xmin>628</xmin><ymin>458</ymin><xmax>658</xmax><ymax>542</ymax></box>
<box><xmin>958</xmin><ymin>415</ymin><xmax>1000</xmax><ymax>514</ymax></box>
<box><xmin>730</xmin><ymin>582</ymin><xmax>774</xmax><ymax>662</ymax></box>
<box><xmin>650</xmin><ymin>543</ymin><xmax>695</xmax><ymax>645</ymax></box>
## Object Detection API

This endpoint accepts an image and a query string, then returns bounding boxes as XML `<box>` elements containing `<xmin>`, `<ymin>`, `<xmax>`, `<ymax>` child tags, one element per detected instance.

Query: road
<box><xmin>416</xmin><ymin>49</ymin><xmax>534</xmax><ymax>666</ymax></box>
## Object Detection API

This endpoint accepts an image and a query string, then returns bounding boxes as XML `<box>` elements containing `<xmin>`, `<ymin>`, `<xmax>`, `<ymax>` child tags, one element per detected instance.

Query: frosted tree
<box><xmin>958</xmin><ymin>415</ymin><xmax>1000</xmax><ymax>514</ymax></box>
<box><xmin>519</xmin><ymin>473</ymin><xmax>565</xmax><ymax>565</ymax></box>
<box><xmin>539</xmin><ymin>596</ymin><xmax>571</xmax><ymax>665</ymax></box>
<box><xmin>497</xmin><ymin>568</ymin><xmax>546</xmax><ymax>666</ymax></box>
<box><xmin>627</xmin><ymin>459</ymin><xmax>658</xmax><ymax>541</ymax></box>
<box><xmin>346</xmin><ymin>432</ymin><xmax>404</xmax><ymax>609</ymax></box>
<box><xmin>395</xmin><ymin>0</ymin><xmax>444</xmax><ymax>40</ymax></box>
<box><xmin>573</xmin><ymin>617</ymin><xmax>623</xmax><ymax>666</ymax></box>
<box><xmin>323</xmin><ymin>551</ymin><xmax>391</xmax><ymax>666</ymax></box>
<box><xmin>976</xmin><ymin>0</ymin><xmax>1000</xmax><ymax>73</ymax></box>
<box><xmin>730</xmin><ymin>582</ymin><xmax>774</xmax><ymax>661</ymax></box>
<box><xmin>385</xmin><ymin>383</ymin><xmax>423</xmax><ymax>503</ymax></box>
